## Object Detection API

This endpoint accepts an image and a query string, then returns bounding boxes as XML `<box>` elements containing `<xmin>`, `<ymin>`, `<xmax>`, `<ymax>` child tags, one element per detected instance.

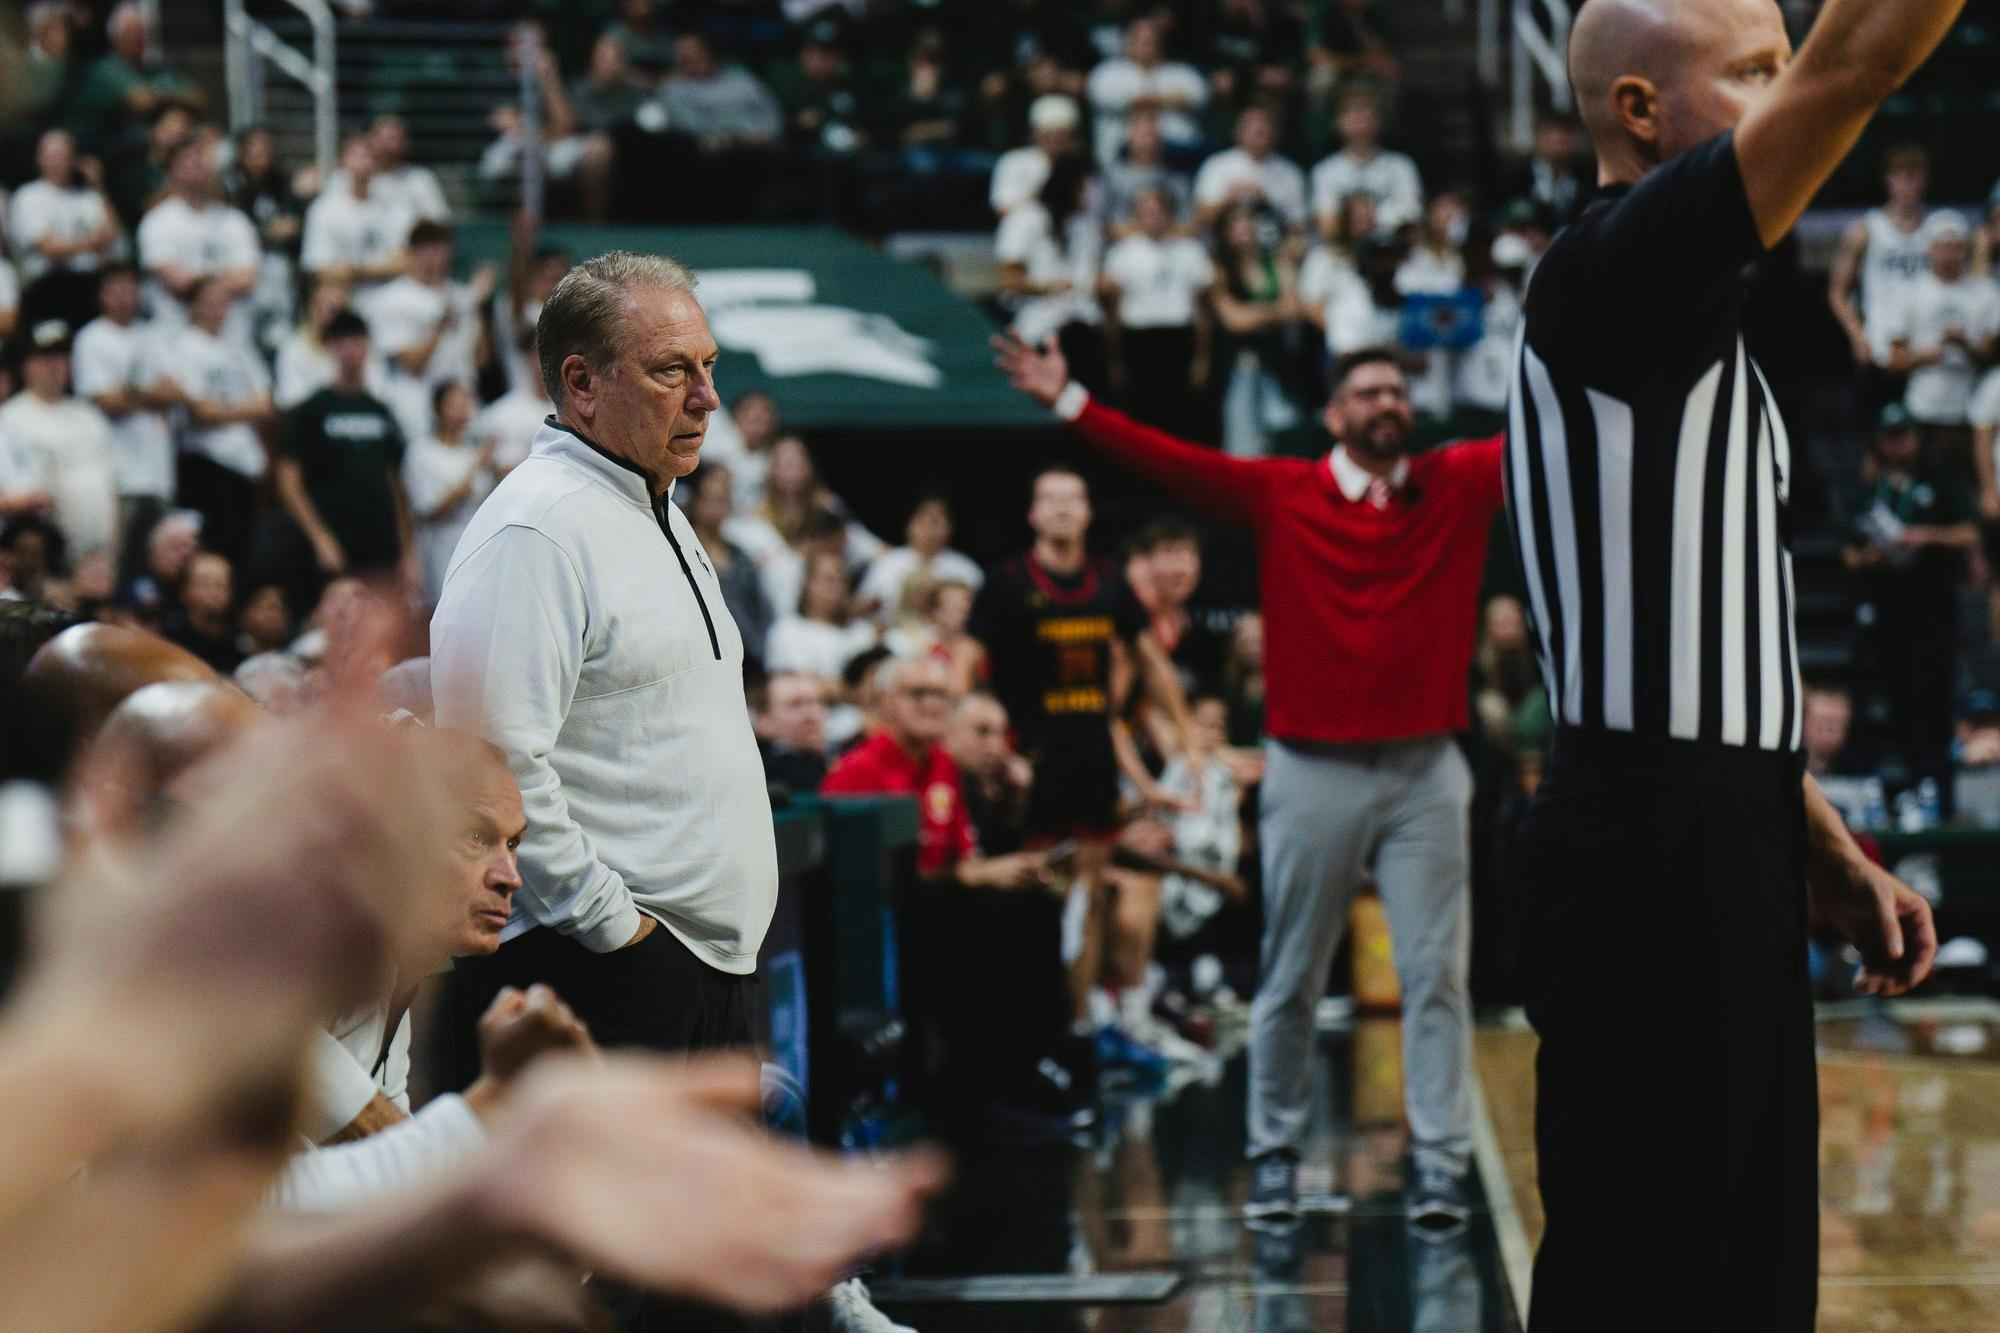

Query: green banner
<box><xmin>455</xmin><ymin>223</ymin><xmax>1051</xmax><ymax>431</ymax></box>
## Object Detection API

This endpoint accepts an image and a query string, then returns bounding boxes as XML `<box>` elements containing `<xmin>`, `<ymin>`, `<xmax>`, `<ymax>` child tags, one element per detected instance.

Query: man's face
<box><xmin>1133</xmin><ymin>188</ymin><xmax>1171</xmax><ymax>237</ymax></box>
<box><xmin>1931</xmin><ymin>237</ymin><xmax>1969</xmax><ymax>282</ymax></box>
<box><xmin>734</xmin><ymin>393</ymin><xmax>778</xmax><ymax>448</ymax></box>
<box><xmin>1324</xmin><ymin>361</ymin><xmax>1414</xmax><ymax>461</ymax></box>
<box><xmin>949</xmin><ymin>697</ymin><xmax>1010</xmax><ymax>772</ymax></box>
<box><xmin>689</xmin><ymin>469</ymin><xmax>733</xmax><ymax>529</ymax></box>
<box><xmin>1887</xmin><ymin>162</ymin><xmax>1928</xmax><ymax>209</ymax></box>
<box><xmin>372</xmin><ymin>116</ymin><xmax>408</xmax><ymax>165</ymax></box>
<box><xmin>341</xmin><ymin>138</ymin><xmax>376</xmax><ymax>188</ymax></box>
<box><xmin>183</xmin><ymin>554</ymin><xmax>232</xmax><ymax>618</ymax></box>
<box><xmin>168</xmin><ymin>142</ymin><xmax>212</xmax><ymax>194</ymax></box>
<box><xmin>1802</xmin><ymin>693</ymin><xmax>1850</xmax><ymax>763</ymax></box>
<box><xmin>413</xmin><ymin>238</ymin><xmax>451</xmax><ymax>283</ymax></box>
<box><xmin>1484</xmin><ymin>596</ymin><xmax>1529</xmax><ymax>652</ymax></box>
<box><xmin>933</xmin><ymin>583</ymin><xmax>973</xmax><ymax>633</ymax></box>
<box><xmin>675</xmin><ymin>36</ymin><xmax>716</xmax><ymax>79</ymax></box>
<box><xmin>240</xmin><ymin>585</ymin><xmax>288</xmax><ymax>644</ymax></box>
<box><xmin>591</xmin><ymin>35</ymin><xmax>627</xmax><ymax>82</ymax></box>
<box><xmin>21</xmin><ymin>350</ymin><xmax>68</xmax><ymax>399</ymax></box>
<box><xmin>1029</xmin><ymin>473</ymin><xmax>1091</xmax><ymax>545</ymax></box>
<box><xmin>37</xmin><ymin>131</ymin><xmax>74</xmax><ymax>184</ymax></box>
<box><xmin>1126</xmin><ymin>19</ymin><xmax>1162</xmax><ymax>65</ymax></box>
<box><xmin>1336</xmin><ymin>98</ymin><xmax>1380</xmax><ymax>148</ymax></box>
<box><xmin>111</xmin><ymin>10</ymin><xmax>147</xmax><ymax>61</ymax></box>
<box><xmin>802</xmin><ymin>44</ymin><xmax>842</xmax><ymax>83</ymax></box>
<box><xmin>762</xmin><ymin>674</ymin><xmax>827</xmax><ymax>751</ymax></box>
<box><xmin>907</xmin><ymin>501</ymin><xmax>950</xmax><ymax>554</ymax></box>
<box><xmin>328</xmin><ymin>331</ymin><xmax>371</xmax><ymax>379</ymax></box>
<box><xmin>101</xmin><ymin>271</ymin><xmax>140</xmax><ymax>322</ymax></box>
<box><xmin>1649</xmin><ymin>0</ymin><xmax>1790</xmax><ymax>161</ymax></box>
<box><xmin>443</xmin><ymin>757</ymin><xmax>526</xmax><ymax>958</ymax></box>
<box><xmin>1878</xmin><ymin>427</ymin><xmax>1920</xmax><ymax>470</ymax></box>
<box><xmin>570</xmin><ymin>285</ymin><xmax>721</xmax><ymax>487</ymax></box>
<box><xmin>1238</xmin><ymin>110</ymin><xmax>1275</xmax><ymax>157</ymax></box>
<box><xmin>1150</xmin><ymin>540</ymin><xmax>1200</xmax><ymax>606</ymax></box>
<box><xmin>151</xmin><ymin>520</ymin><xmax>198</xmax><ymax>577</ymax></box>
<box><xmin>883</xmin><ymin>661</ymin><xmax>952</xmax><ymax>750</ymax></box>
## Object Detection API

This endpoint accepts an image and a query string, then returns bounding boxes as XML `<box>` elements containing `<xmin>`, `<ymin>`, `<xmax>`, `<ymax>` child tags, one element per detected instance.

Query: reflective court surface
<box><xmin>1473</xmin><ymin>999</ymin><xmax>2000</xmax><ymax>1333</ymax></box>
<box><xmin>879</xmin><ymin>1020</ymin><xmax>1520</xmax><ymax>1332</ymax></box>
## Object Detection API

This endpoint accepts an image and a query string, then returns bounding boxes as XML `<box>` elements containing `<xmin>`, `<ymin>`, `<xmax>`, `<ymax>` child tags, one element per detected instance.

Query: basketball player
<box><xmin>1510</xmin><ymin>0</ymin><xmax>1954</xmax><ymax>1326</ymax></box>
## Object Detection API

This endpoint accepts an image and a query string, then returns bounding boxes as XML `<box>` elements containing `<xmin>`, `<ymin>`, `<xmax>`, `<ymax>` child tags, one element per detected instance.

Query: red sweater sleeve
<box><xmin>1069</xmin><ymin>397</ymin><xmax>1272</xmax><ymax>529</ymax></box>
<box><xmin>1441</xmin><ymin>433</ymin><xmax>1506</xmax><ymax>518</ymax></box>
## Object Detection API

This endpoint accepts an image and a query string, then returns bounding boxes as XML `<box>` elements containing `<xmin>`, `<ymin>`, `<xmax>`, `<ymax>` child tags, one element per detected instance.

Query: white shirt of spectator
<box><xmin>996</xmin><ymin>201</ymin><xmax>1103</xmax><ymax>344</ymax></box>
<box><xmin>327</xmin><ymin>1003</ymin><xmax>411</xmax><ymax>1113</ymax></box>
<box><xmin>470</xmin><ymin>385</ymin><xmax>554</xmax><ymax>473</ymax></box>
<box><xmin>176</xmin><ymin>324</ymin><xmax>272</xmax><ymax>479</ymax></box>
<box><xmin>1297</xmin><ymin>246</ymin><xmax>1366</xmax><ymax>345</ymax></box>
<box><xmin>404</xmin><ymin>433</ymin><xmax>497</xmax><ymax>606</ymax></box>
<box><xmin>360</xmin><ymin>275</ymin><xmax>481</xmax><ymax>389</ymax></box>
<box><xmin>1884</xmin><ymin>271</ymin><xmax>2000</xmax><ymax>424</ymax></box>
<box><xmin>991</xmin><ymin>146</ymin><xmax>1051</xmax><ymax>217</ymax></box>
<box><xmin>1194</xmin><ymin>148</ymin><xmax>1309</xmax><ymax>229</ymax></box>
<box><xmin>1310</xmin><ymin>148</ymin><xmax>1424</xmax><ymax>234</ymax></box>
<box><xmin>857</xmin><ymin>546</ymin><xmax>985</xmax><ymax>624</ymax></box>
<box><xmin>135</xmin><ymin>196</ymin><xmax>260</xmax><ymax>336</ymax></box>
<box><xmin>0</xmin><ymin>392</ymin><xmax>120</xmax><ymax>558</ymax></box>
<box><xmin>8</xmin><ymin>181</ymin><xmax>115</xmax><ymax>283</ymax></box>
<box><xmin>71</xmin><ymin>315</ymin><xmax>176</xmax><ymax>500</ymax></box>
<box><xmin>324</xmin><ymin>164</ymin><xmax>448</xmax><ymax>224</ymax></box>
<box><xmin>1455</xmin><ymin>281</ymin><xmax>1524</xmax><ymax>413</ymax></box>
<box><xmin>1101</xmin><ymin>232</ymin><xmax>1215</xmax><ymax>329</ymax></box>
<box><xmin>1860</xmin><ymin>208</ymin><xmax>1933</xmax><ymax>361</ymax></box>
<box><xmin>273</xmin><ymin>329</ymin><xmax>396</xmax><ymax>411</ymax></box>
<box><xmin>764</xmin><ymin>615</ymin><xmax>880</xmax><ymax>681</ymax></box>
<box><xmin>301</xmin><ymin>185</ymin><xmax>411</xmax><ymax>279</ymax></box>
<box><xmin>1396</xmin><ymin>244</ymin><xmax>1465</xmax><ymax>297</ymax></box>
<box><xmin>1085</xmin><ymin>58</ymin><xmax>1208</xmax><ymax>165</ymax></box>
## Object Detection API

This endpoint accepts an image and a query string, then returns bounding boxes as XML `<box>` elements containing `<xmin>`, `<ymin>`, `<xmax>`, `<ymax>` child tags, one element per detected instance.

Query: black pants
<box><xmin>449</xmin><ymin>920</ymin><xmax>755</xmax><ymax>1077</ymax></box>
<box><xmin>1512</xmin><ymin>729</ymin><xmax>1816</xmax><ymax>1332</ymax></box>
<box><xmin>450</xmin><ymin>924</ymin><xmax>767</xmax><ymax>1333</ymax></box>
<box><xmin>901</xmin><ymin>884</ymin><xmax>1069</xmax><ymax>1109</ymax></box>
<box><xmin>176</xmin><ymin>453</ymin><xmax>259</xmax><ymax>566</ymax></box>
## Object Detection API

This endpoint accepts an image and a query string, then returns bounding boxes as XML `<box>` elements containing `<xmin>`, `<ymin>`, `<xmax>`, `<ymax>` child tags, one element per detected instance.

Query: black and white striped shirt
<box><xmin>1505</xmin><ymin>132</ymin><xmax>1802</xmax><ymax>752</ymax></box>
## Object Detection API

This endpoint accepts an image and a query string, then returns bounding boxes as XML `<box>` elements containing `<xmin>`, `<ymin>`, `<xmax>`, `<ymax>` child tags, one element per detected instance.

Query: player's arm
<box><xmin>993</xmin><ymin>332</ymin><xmax>1269</xmax><ymax>527</ymax></box>
<box><xmin>1735</xmin><ymin>0</ymin><xmax>1969</xmax><ymax>249</ymax></box>
<box><xmin>1802</xmin><ymin>773</ymin><xmax>1937</xmax><ymax>996</ymax></box>
<box><xmin>1826</xmin><ymin>219</ymin><xmax>1874</xmax><ymax>365</ymax></box>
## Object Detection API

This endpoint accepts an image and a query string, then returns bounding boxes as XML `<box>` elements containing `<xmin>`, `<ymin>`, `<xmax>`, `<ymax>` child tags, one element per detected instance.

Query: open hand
<box><xmin>991</xmin><ymin>332</ymin><xmax>1070</xmax><ymax>408</ymax></box>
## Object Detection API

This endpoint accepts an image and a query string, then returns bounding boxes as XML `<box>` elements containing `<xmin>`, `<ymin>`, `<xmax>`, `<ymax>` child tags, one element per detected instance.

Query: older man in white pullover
<box><xmin>432</xmin><ymin>251</ymin><xmax>777</xmax><ymax>1058</ymax></box>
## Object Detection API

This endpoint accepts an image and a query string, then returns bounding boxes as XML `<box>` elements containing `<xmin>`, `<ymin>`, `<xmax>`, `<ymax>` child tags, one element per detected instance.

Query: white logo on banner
<box><xmin>696</xmin><ymin>268</ymin><xmax>943</xmax><ymax>389</ymax></box>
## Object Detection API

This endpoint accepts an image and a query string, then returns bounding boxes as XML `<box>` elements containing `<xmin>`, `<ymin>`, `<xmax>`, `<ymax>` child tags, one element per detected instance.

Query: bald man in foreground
<box><xmin>1508</xmin><ymin>1</ymin><xmax>1957</xmax><ymax>1327</ymax></box>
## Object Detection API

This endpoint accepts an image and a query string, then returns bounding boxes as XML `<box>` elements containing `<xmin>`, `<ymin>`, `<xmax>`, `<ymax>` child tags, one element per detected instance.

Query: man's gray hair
<box><xmin>872</xmin><ymin>653</ymin><xmax>942</xmax><ymax>698</ymax></box>
<box><xmin>536</xmin><ymin>250</ymin><xmax>698</xmax><ymax>405</ymax></box>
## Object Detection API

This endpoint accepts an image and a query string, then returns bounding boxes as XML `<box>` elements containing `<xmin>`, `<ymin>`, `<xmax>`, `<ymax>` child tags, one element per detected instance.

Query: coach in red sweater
<box><xmin>997</xmin><ymin>336</ymin><xmax>1505</xmax><ymax>1228</ymax></box>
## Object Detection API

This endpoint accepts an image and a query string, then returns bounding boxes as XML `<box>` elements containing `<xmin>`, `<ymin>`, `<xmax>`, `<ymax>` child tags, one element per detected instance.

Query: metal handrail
<box><xmin>223</xmin><ymin>0</ymin><xmax>337</xmax><ymax>174</ymax></box>
<box><xmin>1509</xmin><ymin>0</ymin><xmax>1574</xmax><ymax>149</ymax></box>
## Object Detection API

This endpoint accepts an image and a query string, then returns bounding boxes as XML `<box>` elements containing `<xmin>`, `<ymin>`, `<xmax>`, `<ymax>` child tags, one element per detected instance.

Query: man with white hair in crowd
<box><xmin>1084</xmin><ymin>16</ymin><xmax>1207</xmax><ymax>167</ymax></box>
<box><xmin>992</xmin><ymin>94</ymin><xmax>1085</xmax><ymax>218</ymax></box>
<box><xmin>7</xmin><ymin>128</ymin><xmax>121</xmax><ymax>295</ymax></box>
<box><xmin>1194</xmin><ymin>102</ymin><xmax>1309</xmax><ymax>233</ymax></box>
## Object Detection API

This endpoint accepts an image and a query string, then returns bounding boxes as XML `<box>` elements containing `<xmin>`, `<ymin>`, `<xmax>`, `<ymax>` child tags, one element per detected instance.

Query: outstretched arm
<box><xmin>992</xmin><ymin>333</ymin><xmax>1272</xmax><ymax>528</ymax></box>
<box><xmin>1736</xmin><ymin>0</ymin><xmax>1968</xmax><ymax>248</ymax></box>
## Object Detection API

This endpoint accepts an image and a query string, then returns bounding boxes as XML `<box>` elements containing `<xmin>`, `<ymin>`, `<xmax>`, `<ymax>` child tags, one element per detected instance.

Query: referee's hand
<box><xmin>991</xmin><ymin>333</ymin><xmax>1069</xmax><ymax>409</ymax></box>
<box><xmin>1818</xmin><ymin>859</ymin><xmax>1940</xmax><ymax>998</ymax></box>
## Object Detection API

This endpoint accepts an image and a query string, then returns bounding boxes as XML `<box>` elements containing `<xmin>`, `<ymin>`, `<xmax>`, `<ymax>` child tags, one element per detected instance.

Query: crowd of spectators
<box><xmin>1821</xmin><ymin>146</ymin><xmax>2000</xmax><ymax>822</ymax></box>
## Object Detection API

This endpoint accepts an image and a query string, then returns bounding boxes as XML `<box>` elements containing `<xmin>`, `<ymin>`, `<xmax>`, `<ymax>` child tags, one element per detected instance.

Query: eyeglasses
<box><xmin>897</xmin><ymin>686</ymin><xmax>950</xmax><ymax>702</ymax></box>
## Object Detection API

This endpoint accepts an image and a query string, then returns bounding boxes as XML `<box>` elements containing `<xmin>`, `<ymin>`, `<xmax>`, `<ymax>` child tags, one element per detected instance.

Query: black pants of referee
<box><xmin>448</xmin><ymin>922</ymin><xmax>774</xmax><ymax>1333</ymax></box>
<box><xmin>1513</xmin><ymin>729</ymin><xmax>1816</xmax><ymax>1332</ymax></box>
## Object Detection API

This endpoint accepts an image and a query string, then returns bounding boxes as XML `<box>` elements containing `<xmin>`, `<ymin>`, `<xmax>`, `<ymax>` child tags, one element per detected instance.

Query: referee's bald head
<box><xmin>1569</xmin><ymin>0</ymin><xmax>1790</xmax><ymax>184</ymax></box>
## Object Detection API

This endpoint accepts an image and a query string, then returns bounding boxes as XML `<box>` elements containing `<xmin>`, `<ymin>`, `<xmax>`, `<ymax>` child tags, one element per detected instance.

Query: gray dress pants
<box><xmin>1247</xmin><ymin>736</ymin><xmax>1474</xmax><ymax>1176</ymax></box>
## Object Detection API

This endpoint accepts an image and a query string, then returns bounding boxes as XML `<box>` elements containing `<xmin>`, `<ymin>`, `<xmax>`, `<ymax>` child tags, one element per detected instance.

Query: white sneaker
<box><xmin>826</xmin><ymin>1277</ymin><xmax>915</xmax><ymax>1333</ymax></box>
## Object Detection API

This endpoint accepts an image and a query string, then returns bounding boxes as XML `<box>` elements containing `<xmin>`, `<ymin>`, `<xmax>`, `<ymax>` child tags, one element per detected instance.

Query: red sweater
<box><xmin>1066</xmin><ymin>396</ymin><xmax>1505</xmax><ymax>745</ymax></box>
<box><xmin>821</xmin><ymin>731</ymin><xmax>976</xmax><ymax>874</ymax></box>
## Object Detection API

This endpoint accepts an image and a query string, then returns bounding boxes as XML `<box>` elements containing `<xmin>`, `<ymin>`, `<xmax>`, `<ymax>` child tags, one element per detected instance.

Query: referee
<box><xmin>1510</xmin><ymin>0</ymin><xmax>1953</xmax><ymax>1326</ymax></box>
